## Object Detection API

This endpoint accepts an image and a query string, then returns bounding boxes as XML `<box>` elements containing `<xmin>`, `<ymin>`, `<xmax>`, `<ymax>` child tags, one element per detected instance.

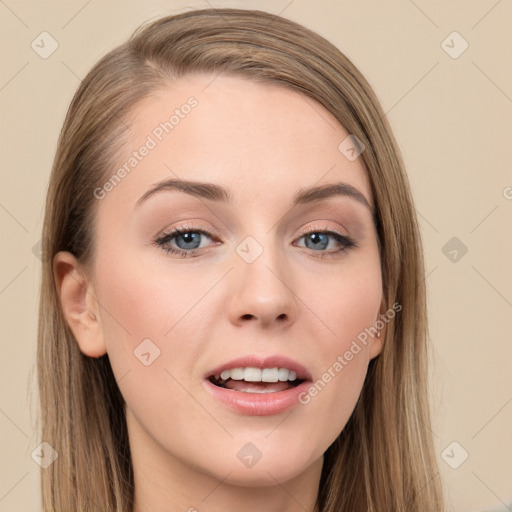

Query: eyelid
<box><xmin>154</xmin><ymin>221</ymin><xmax>356</xmax><ymax>258</ymax></box>
<box><xmin>156</xmin><ymin>222</ymin><xmax>350</xmax><ymax>245</ymax></box>
<box><xmin>295</xmin><ymin>223</ymin><xmax>349</xmax><ymax>240</ymax></box>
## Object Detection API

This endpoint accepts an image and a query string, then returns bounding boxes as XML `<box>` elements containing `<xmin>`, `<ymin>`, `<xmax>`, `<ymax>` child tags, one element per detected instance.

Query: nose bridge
<box><xmin>227</xmin><ymin>228</ymin><xmax>297</xmax><ymax>326</ymax></box>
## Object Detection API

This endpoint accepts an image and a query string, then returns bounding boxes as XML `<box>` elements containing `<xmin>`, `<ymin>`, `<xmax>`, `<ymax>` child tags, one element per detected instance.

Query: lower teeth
<box><xmin>211</xmin><ymin>377</ymin><xmax>300</xmax><ymax>393</ymax></box>
<box><xmin>239</xmin><ymin>388</ymin><xmax>277</xmax><ymax>393</ymax></box>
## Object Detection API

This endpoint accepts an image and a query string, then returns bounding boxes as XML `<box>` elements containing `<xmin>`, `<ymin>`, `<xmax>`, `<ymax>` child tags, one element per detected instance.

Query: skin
<box><xmin>54</xmin><ymin>73</ymin><xmax>385</xmax><ymax>512</ymax></box>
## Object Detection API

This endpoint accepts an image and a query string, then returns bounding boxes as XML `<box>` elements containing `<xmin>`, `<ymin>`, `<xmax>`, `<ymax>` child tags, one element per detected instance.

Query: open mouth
<box><xmin>207</xmin><ymin>374</ymin><xmax>305</xmax><ymax>394</ymax></box>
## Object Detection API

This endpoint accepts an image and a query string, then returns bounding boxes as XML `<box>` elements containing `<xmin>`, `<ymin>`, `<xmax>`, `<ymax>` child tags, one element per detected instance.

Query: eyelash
<box><xmin>153</xmin><ymin>224</ymin><xmax>358</xmax><ymax>259</ymax></box>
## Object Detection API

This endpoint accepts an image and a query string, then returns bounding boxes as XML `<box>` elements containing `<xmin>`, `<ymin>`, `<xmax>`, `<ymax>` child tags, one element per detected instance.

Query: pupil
<box><xmin>178</xmin><ymin>232</ymin><xmax>201</xmax><ymax>249</ymax></box>
<box><xmin>307</xmin><ymin>233</ymin><xmax>328</xmax><ymax>250</ymax></box>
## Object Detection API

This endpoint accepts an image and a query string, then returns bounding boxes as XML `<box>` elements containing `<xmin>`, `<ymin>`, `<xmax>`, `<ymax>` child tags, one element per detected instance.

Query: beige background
<box><xmin>1</xmin><ymin>1</ymin><xmax>511</xmax><ymax>511</ymax></box>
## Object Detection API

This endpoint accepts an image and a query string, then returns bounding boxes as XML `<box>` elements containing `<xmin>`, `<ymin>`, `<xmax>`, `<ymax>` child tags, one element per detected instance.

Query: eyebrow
<box><xmin>135</xmin><ymin>178</ymin><xmax>374</xmax><ymax>214</ymax></box>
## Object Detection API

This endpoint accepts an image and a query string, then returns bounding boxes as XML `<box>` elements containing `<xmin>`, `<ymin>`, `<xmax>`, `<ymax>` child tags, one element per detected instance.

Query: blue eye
<box><xmin>297</xmin><ymin>231</ymin><xmax>355</xmax><ymax>252</ymax></box>
<box><xmin>154</xmin><ymin>226</ymin><xmax>214</xmax><ymax>258</ymax></box>
<box><xmin>153</xmin><ymin>226</ymin><xmax>357</xmax><ymax>258</ymax></box>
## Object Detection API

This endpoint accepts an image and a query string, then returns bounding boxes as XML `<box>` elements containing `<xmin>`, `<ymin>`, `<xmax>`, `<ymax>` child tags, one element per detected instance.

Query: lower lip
<box><xmin>203</xmin><ymin>379</ymin><xmax>311</xmax><ymax>416</ymax></box>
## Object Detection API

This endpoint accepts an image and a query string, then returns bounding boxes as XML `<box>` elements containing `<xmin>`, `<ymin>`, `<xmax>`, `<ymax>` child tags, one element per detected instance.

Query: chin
<box><xmin>197</xmin><ymin>448</ymin><xmax>321</xmax><ymax>487</ymax></box>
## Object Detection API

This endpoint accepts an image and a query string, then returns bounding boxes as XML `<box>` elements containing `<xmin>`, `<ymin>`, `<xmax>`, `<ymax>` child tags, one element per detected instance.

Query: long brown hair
<box><xmin>37</xmin><ymin>7</ymin><xmax>446</xmax><ymax>511</ymax></box>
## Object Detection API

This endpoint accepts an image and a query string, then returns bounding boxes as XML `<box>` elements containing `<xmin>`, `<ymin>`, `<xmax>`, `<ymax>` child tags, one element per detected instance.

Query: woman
<box><xmin>37</xmin><ymin>7</ymin><xmax>446</xmax><ymax>511</ymax></box>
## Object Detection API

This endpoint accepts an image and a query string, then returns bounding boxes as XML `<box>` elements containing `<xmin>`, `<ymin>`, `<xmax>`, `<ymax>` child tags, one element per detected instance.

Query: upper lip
<box><xmin>205</xmin><ymin>355</ymin><xmax>313</xmax><ymax>381</ymax></box>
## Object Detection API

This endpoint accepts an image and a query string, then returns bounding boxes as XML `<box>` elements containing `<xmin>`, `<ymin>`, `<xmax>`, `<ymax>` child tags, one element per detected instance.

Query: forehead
<box><xmin>104</xmin><ymin>73</ymin><xmax>373</xmax><ymax>213</ymax></box>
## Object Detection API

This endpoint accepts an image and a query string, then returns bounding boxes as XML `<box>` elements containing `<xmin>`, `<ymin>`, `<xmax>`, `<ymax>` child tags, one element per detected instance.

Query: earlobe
<box><xmin>53</xmin><ymin>251</ymin><xmax>107</xmax><ymax>358</ymax></box>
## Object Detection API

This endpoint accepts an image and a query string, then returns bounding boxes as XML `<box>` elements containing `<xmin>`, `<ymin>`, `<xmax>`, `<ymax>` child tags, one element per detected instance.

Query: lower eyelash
<box><xmin>153</xmin><ymin>227</ymin><xmax>357</xmax><ymax>258</ymax></box>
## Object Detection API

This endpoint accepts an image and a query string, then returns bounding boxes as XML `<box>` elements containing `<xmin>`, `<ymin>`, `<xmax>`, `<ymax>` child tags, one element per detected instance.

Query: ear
<box><xmin>369</xmin><ymin>297</ymin><xmax>387</xmax><ymax>360</ymax></box>
<box><xmin>53</xmin><ymin>251</ymin><xmax>107</xmax><ymax>358</ymax></box>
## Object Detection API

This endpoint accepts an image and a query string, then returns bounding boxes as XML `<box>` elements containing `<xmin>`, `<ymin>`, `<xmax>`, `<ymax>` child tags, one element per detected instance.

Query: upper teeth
<box><xmin>218</xmin><ymin>367</ymin><xmax>297</xmax><ymax>383</ymax></box>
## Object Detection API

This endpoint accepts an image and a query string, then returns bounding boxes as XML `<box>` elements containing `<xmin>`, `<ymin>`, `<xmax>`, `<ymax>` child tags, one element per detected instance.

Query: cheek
<box><xmin>94</xmin><ymin>248</ymin><xmax>218</xmax><ymax>345</ymax></box>
<box><xmin>305</xmin><ymin>251</ymin><xmax>382</xmax><ymax>349</ymax></box>
<box><xmin>92</xmin><ymin>250</ymin><xmax>209</xmax><ymax>384</ymax></box>
<box><xmin>92</xmin><ymin>255</ymin><xmax>215</xmax><ymax>439</ymax></box>
<box><xmin>297</xmin><ymin>258</ymin><xmax>382</xmax><ymax>432</ymax></box>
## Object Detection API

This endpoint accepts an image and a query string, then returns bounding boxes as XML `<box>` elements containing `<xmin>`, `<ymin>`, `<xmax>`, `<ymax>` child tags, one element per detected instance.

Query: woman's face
<box><xmin>58</xmin><ymin>73</ymin><xmax>384</xmax><ymax>487</ymax></box>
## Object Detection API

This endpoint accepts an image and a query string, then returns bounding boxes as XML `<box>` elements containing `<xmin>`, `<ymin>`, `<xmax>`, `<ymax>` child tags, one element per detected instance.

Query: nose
<box><xmin>227</xmin><ymin>243</ymin><xmax>298</xmax><ymax>329</ymax></box>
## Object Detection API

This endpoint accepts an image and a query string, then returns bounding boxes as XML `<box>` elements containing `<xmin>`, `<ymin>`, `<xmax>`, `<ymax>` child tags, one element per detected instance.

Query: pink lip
<box><xmin>203</xmin><ymin>379</ymin><xmax>312</xmax><ymax>416</ymax></box>
<box><xmin>203</xmin><ymin>354</ymin><xmax>313</xmax><ymax>416</ymax></box>
<box><xmin>205</xmin><ymin>354</ymin><xmax>312</xmax><ymax>381</ymax></box>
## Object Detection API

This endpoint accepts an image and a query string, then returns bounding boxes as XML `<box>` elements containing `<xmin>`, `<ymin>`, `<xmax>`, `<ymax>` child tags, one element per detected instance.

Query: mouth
<box><xmin>203</xmin><ymin>355</ymin><xmax>312</xmax><ymax>415</ymax></box>
<box><xmin>205</xmin><ymin>355</ymin><xmax>312</xmax><ymax>392</ymax></box>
